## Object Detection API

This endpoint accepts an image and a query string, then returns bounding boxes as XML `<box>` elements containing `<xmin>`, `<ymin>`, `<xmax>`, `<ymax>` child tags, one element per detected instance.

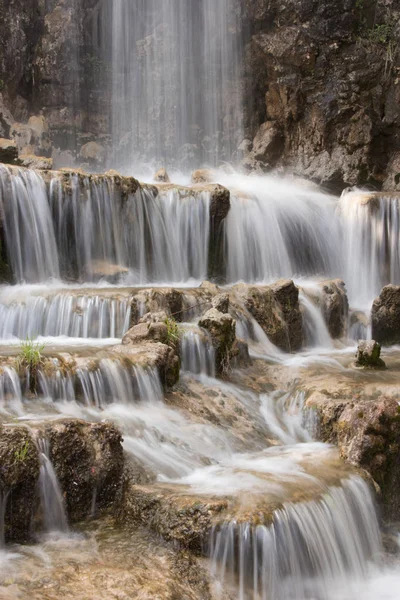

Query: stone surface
<box><xmin>234</xmin><ymin>280</ymin><xmax>303</xmax><ymax>351</ymax></box>
<box><xmin>372</xmin><ymin>285</ymin><xmax>400</xmax><ymax>345</ymax></box>
<box><xmin>18</xmin><ymin>154</ymin><xmax>53</xmax><ymax>170</ymax></box>
<box><xmin>0</xmin><ymin>138</ymin><xmax>18</xmax><ymax>164</ymax></box>
<box><xmin>122</xmin><ymin>321</ymin><xmax>169</xmax><ymax>346</ymax></box>
<box><xmin>319</xmin><ymin>280</ymin><xmax>349</xmax><ymax>339</ymax></box>
<box><xmin>191</xmin><ymin>169</ymin><xmax>216</xmax><ymax>184</ymax></box>
<box><xmin>0</xmin><ymin>426</ymin><xmax>39</xmax><ymax>543</ymax></box>
<box><xmin>44</xmin><ymin>419</ymin><xmax>124</xmax><ymax>523</ymax></box>
<box><xmin>198</xmin><ymin>308</ymin><xmax>236</xmax><ymax>373</ymax></box>
<box><xmin>355</xmin><ymin>340</ymin><xmax>386</xmax><ymax>369</ymax></box>
<box><xmin>80</xmin><ymin>141</ymin><xmax>106</xmax><ymax>169</ymax></box>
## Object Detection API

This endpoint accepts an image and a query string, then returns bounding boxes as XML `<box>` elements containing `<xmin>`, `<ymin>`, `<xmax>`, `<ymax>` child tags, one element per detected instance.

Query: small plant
<box><xmin>16</xmin><ymin>338</ymin><xmax>46</xmax><ymax>393</ymax></box>
<box><xmin>164</xmin><ymin>317</ymin><xmax>180</xmax><ymax>349</ymax></box>
<box><xmin>14</xmin><ymin>440</ymin><xmax>30</xmax><ymax>463</ymax></box>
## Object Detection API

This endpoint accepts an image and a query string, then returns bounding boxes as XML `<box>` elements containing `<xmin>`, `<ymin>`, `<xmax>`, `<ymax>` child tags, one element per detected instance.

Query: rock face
<box><xmin>0</xmin><ymin>138</ymin><xmax>18</xmax><ymax>163</ymax></box>
<box><xmin>235</xmin><ymin>280</ymin><xmax>303</xmax><ymax>351</ymax></box>
<box><xmin>372</xmin><ymin>285</ymin><xmax>400</xmax><ymax>345</ymax></box>
<box><xmin>242</xmin><ymin>0</ymin><xmax>400</xmax><ymax>189</ymax></box>
<box><xmin>355</xmin><ymin>340</ymin><xmax>386</xmax><ymax>369</ymax></box>
<box><xmin>198</xmin><ymin>308</ymin><xmax>236</xmax><ymax>373</ymax></box>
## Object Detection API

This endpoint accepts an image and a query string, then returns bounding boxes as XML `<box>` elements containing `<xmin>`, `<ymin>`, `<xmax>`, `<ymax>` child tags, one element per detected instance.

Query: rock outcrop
<box><xmin>372</xmin><ymin>285</ymin><xmax>400</xmax><ymax>345</ymax></box>
<box><xmin>198</xmin><ymin>308</ymin><xmax>237</xmax><ymax>373</ymax></box>
<box><xmin>234</xmin><ymin>280</ymin><xmax>303</xmax><ymax>351</ymax></box>
<box><xmin>319</xmin><ymin>280</ymin><xmax>349</xmax><ymax>339</ymax></box>
<box><xmin>355</xmin><ymin>340</ymin><xmax>386</xmax><ymax>369</ymax></box>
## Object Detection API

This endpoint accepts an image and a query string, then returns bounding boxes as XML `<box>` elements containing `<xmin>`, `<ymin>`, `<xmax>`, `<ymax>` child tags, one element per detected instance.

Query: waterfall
<box><xmin>209</xmin><ymin>477</ymin><xmax>382</xmax><ymax>600</ymax></box>
<box><xmin>0</xmin><ymin>367</ymin><xmax>24</xmax><ymax>415</ymax></box>
<box><xmin>103</xmin><ymin>0</ymin><xmax>243</xmax><ymax>170</ymax></box>
<box><xmin>224</xmin><ymin>176</ymin><xmax>341</xmax><ymax>284</ymax></box>
<box><xmin>299</xmin><ymin>291</ymin><xmax>333</xmax><ymax>349</ymax></box>
<box><xmin>0</xmin><ymin>166</ymin><xmax>60</xmax><ymax>283</ymax></box>
<box><xmin>0</xmin><ymin>293</ymin><xmax>131</xmax><ymax>339</ymax></box>
<box><xmin>339</xmin><ymin>190</ymin><xmax>400</xmax><ymax>307</ymax></box>
<box><xmin>37</xmin><ymin>438</ymin><xmax>69</xmax><ymax>534</ymax></box>
<box><xmin>181</xmin><ymin>326</ymin><xmax>216</xmax><ymax>377</ymax></box>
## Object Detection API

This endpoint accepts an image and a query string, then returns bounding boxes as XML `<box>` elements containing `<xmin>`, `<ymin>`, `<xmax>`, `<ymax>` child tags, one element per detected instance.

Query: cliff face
<box><xmin>242</xmin><ymin>0</ymin><xmax>400</xmax><ymax>190</ymax></box>
<box><xmin>0</xmin><ymin>0</ymin><xmax>400</xmax><ymax>188</ymax></box>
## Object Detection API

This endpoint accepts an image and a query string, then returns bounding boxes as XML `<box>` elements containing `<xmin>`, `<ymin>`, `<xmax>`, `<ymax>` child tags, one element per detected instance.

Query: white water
<box><xmin>100</xmin><ymin>0</ymin><xmax>243</xmax><ymax>170</ymax></box>
<box><xmin>37</xmin><ymin>438</ymin><xmax>68</xmax><ymax>534</ymax></box>
<box><xmin>180</xmin><ymin>325</ymin><xmax>216</xmax><ymax>377</ymax></box>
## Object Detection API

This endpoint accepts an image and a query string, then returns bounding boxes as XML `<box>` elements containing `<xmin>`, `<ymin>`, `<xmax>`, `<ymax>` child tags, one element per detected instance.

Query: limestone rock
<box><xmin>198</xmin><ymin>308</ymin><xmax>236</xmax><ymax>373</ymax></box>
<box><xmin>0</xmin><ymin>426</ymin><xmax>39</xmax><ymax>543</ymax></box>
<box><xmin>153</xmin><ymin>167</ymin><xmax>170</xmax><ymax>183</ymax></box>
<box><xmin>18</xmin><ymin>154</ymin><xmax>53</xmax><ymax>170</ymax></box>
<box><xmin>235</xmin><ymin>281</ymin><xmax>303</xmax><ymax>352</ymax></box>
<box><xmin>212</xmin><ymin>293</ymin><xmax>230</xmax><ymax>314</ymax></box>
<box><xmin>44</xmin><ymin>420</ymin><xmax>124</xmax><ymax>522</ymax></box>
<box><xmin>251</xmin><ymin>121</ymin><xmax>283</xmax><ymax>164</ymax></box>
<box><xmin>319</xmin><ymin>280</ymin><xmax>349</xmax><ymax>339</ymax></box>
<box><xmin>122</xmin><ymin>321</ymin><xmax>168</xmax><ymax>346</ymax></box>
<box><xmin>355</xmin><ymin>340</ymin><xmax>386</xmax><ymax>369</ymax></box>
<box><xmin>371</xmin><ymin>285</ymin><xmax>400</xmax><ymax>345</ymax></box>
<box><xmin>0</xmin><ymin>138</ymin><xmax>18</xmax><ymax>164</ymax></box>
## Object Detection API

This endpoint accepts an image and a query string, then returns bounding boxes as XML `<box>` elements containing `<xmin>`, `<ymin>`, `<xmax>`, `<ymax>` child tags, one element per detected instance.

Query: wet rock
<box><xmin>191</xmin><ymin>168</ymin><xmax>216</xmax><ymax>184</ymax></box>
<box><xmin>0</xmin><ymin>426</ymin><xmax>39</xmax><ymax>543</ymax></box>
<box><xmin>235</xmin><ymin>281</ymin><xmax>303</xmax><ymax>351</ymax></box>
<box><xmin>122</xmin><ymin>321</ymin><xmax>168</xmax><ymax>345</ymax></box>
<box><xmin>44</xmin><ymin>419</ymin><xmax>124</xmax><ymax>523</ymax></box>
<box><xmin>79</xmin><ymin>141</ymin><xmax>106</xmax><ymax>169</ymax></box>
<box><xmin>139</xmin><ymin>310</ymin><xmax>170</xmax><ymax>324</ymax></box>
<box><xmin>130</xmin><ymin>288</ymin><xmax>185</xmax><ymax>325</ymax></box>
<box><xmin>18</xmin><ymin>154</ymin><xmax>53</xmax><ymax>170</ymax></box>
<box><xmin>198</xmin><ymin>308</ymin><xmax>236</xmax><ymax>373</ymax></box>
<box><xmin>117</xmin><ymin>483</ymin><xmax>228</xmax><ymax>553</ymax></box>
<box><xmin>319</xmin><ymin>280</ymin><xmax>349</xmax><ymax>339</ymax></box>
<box><xmin>251</xmin><ymin>121</ymin><xmax>284</xmax><ymax>164</ymax></box>
<box><xmin>208</xmin><ymin>184</ymin><xmax>230</xmax><ymax>281</ymax></box>
<box><xmin>355</xmin><ymin>340</ymin><xmax>386</xmax><ymax>369</ymax></box>
<box><xmin>372</xmin><ymin>285</ymin><xmax>400</xmax><ymax>345</ymax></box>
<box><xmin>154</xmin><ymin>167</ymin><xmax>170</xmax><ymax>183</ymax></box>
<box><xmin>212</xmin><ymin>293</ymin><xmax>230</xmax><ymax>314</ymax></box>
<box><xmin>0</xmin><ymin>138</ymin><xmax>18</xmax><ymax>164</ymax></box>
<box><xmin>88</xmin><ymin>259</ymin><xmax>129</xmax><ymax>283</ymax></box>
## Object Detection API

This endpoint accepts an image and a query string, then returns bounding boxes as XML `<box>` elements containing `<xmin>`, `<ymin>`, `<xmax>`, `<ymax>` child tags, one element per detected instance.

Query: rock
<box><xmin>235</xmin><ymin>281</ymin><xmax>303</xmax><ymax>351</ymax></box>
<box><xmin>212</xmin><ymin>293</ymin><xmax>229</xmax><ymax>314</ymax></box>
<box><xmin>0</xmin><ymin>426</ymin><xmax>39</xmax><ymax>543</ymax></box>
<box><xmin>18</xmin><ymin>154</ymin><xmax>53</xmax><ymax>170</ymax></box>
<box><xmin>79</xmin><ymin>142</ymin><xmax>106</xmax><ymax>169</ymax></box>
<box><xmin>139</xmin><ymin>311</ymin><xmax>170</xmax><ymax>324</ymax></box>
<box><xmin>153</xmin><ymin>167</ymin><xmax>170</xmax><ymax>183</ymax></box>
<box><xmin>191</xmin><ymin>169</ymin><xmax>216</xmax><ymax>184</ymax></box>
<box><xmin>0</xmin><ymin>138</ymin><xmax>18</xmax><ymax>164</ymax></box>
<box><xmin>355</xmin><ymin>340</ymin><xmax>386</xmax><ymax>369</ymax></box>
<box><xmin>44</xmin><ymin>420</ymin><xmax>124</xmax><ymax>522</ymax></box>
<box><xmin>88</xmin><ymin>259</ymin><xmax>129</xmax><ymax>282</ymax></box>
<box><xmin>130</xmin><ymin>289</ymin><xmax>185</xmax><ymax>325</ymax></box>
<box><xmin>372</xmin><ymin>285</ymin><xmax>400</xmax><ymax>345</ymax></box>
<box><xmin>251</xmin><ymin>121</ymin><xmax>284</xmax><ymax>164</ymax></box>
<box><xmin>10</xmin><ymin>117</ymin><xmax>52</xmax><ymax>158</ymax></box>
<box><xmin>319</xmin><ymin>280</ymin><xmax>349</xmax><ymax>339</ymax></box>
<box><xmin>198</xmin><ymin>308</ymin><xmax>236</xmax><ymax>373</ymax></box>
<box><xmin>122</xmin><ymin>321</ymin><xmax>168</xmax><ymax>346</ymax></box>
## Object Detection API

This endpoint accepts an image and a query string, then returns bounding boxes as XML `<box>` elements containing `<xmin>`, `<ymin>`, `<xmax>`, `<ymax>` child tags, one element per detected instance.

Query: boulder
<box><xmin>355</xmin><ymin>340</ymin><xmax>386</xmax><ymax>369</ymax></box>
<box><xmin>371</xmin><ymin>285</ymin><xmax>400</xmax><ymax>345</ymax></box>
<box><xmin>212</xmin><ymin>293</ymin><xmax>229</xmax><ymax>314</ymax></box>
<box><xmin>198</xmin><ymin>308</ymin><xmax>236</xmax><ymax>373</ymax></box>
<box><xmin>319</xmin><ymin>280</ymin><xmax>349</xmax><ymax>339</ymax></box>
<box><xmin>0</xmin><ymin>426</ymin><xmax>39</xmax><ymax>543</ymax></box>
<box><xmin>153</xmin><ymin>167</ymin><xmax>170</xmax><ymax>183</ymax></box>
<box><xmin>0</xmin><ymin>138</ymin><xmax>18</xmax><ymax>164</ymax></box>
<box><xmin>235</xmin><ymin>281</ymin><xmax>303</xmax><ymax>351</ymax></box>
<box><xmin>43</xmin><ymin>420</ymin><xmax>124</xmax><ymax>522</ymax></box>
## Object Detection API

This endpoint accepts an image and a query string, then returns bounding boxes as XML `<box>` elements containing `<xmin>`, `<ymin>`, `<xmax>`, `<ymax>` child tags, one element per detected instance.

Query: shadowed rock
<box><xmin>372</xmin><ymin>285</ymin><xmax>400</xmax><ymax>346</ymax></box>
<box><xmin>355</xmin><ymin>340</ymin><xmax>386</xmax><ymax>370</ymax></box>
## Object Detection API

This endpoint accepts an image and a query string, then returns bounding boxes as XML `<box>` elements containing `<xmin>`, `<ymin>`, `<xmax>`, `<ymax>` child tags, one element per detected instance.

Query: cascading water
<box><xmin>180</xmin><ymin>326</ymin><xmax>216</xmax><ymax>377</ymax></box>
<box><xmin>37</xmin><ymin>438</ymin><xmax>69</xmax><ymax>534</ymax></box>
<box><xmin>339</xmin><ymin>190</ymin><xmax>400</xmax><ymax>307</ymax></box>
<box><xmin>0</xmin><ymin>292</ymin><xmax>131</xmax><ymax>339</ymax></box>
<box><xmin>209</xmin><ymin>477</ymin><xmax>382</xmax><ymax>600</ymax></box>
<box><xmin>100</xmin><ymin>0</ymin><xmax>243</xmax><ymax>170</ymax></box>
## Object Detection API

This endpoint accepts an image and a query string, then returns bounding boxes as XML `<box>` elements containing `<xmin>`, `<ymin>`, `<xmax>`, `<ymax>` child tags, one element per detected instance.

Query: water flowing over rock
<box><xmin>198</xmin><ymin>309</ymin><xmax>236</xmax><ymax>373</ymax></box>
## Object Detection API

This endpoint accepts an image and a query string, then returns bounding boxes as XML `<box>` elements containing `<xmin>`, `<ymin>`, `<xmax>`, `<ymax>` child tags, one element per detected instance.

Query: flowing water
<box><xmin>37</xmin><ymin>438</ymin><xmax>69</xmax><ymax>534</ymax></box>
